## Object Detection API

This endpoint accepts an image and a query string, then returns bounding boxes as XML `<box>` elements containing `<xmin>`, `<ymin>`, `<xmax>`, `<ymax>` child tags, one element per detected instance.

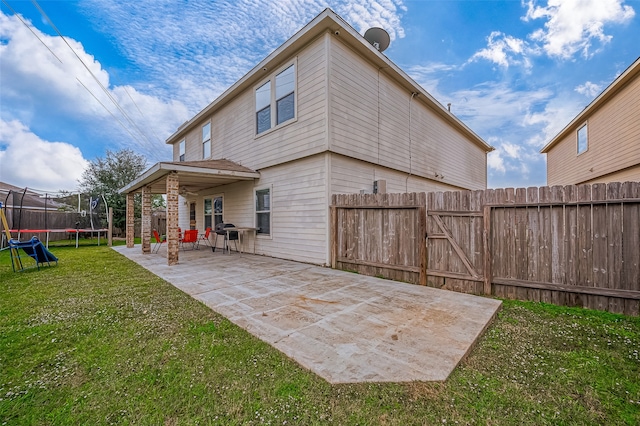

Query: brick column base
<box><xmin>166</xmin><ymin>172</ymin><xmax>179</xmax><ymax>265</ymax></box>
<box><xmin>141</xmin><ymin>185</ymin><xmax>151</xmax><ymax>254</ymax></box>
<box><xmin>126</xmin><ymin>193</ymin><xmax>135</xmax><ymax>248</ymax></box>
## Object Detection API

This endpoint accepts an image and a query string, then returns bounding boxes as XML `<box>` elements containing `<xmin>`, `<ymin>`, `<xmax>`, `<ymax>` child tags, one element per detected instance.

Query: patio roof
<box><xmin>119</xmin><ymin>159</ymin><xmax>260</xmax><ymax>195</ymax></box>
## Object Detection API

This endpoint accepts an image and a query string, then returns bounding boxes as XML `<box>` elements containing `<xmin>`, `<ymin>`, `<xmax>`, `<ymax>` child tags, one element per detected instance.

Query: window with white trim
<box><xmin>179</xmin><ymin>140</ymin><xmax>185</xmax><ymax>162</ymax></box>
<box><xmin>213</xmin><ymin>196</ymin><xmax>223</xmax><ymax>227</ymax></box>
<box><xmin>202</xmin><ymin>122</ymin><xmax>211</xmax><ymax>159</ymax></box>
<box><xmin>255</xmin><ymin>187</ymin><xmax>271</xmax><ymax>235</ymax></box>
<box><xmin>577</xmin><ymin>124</ymin><xmax>588</xmax><ymax>154</ymax></box>
<box><xmin>204</xmin><ymin>196</ymin><xmax>223</xmax><ymax>229</ymax></box>
<box><xmin>255</xmin><ymin>63</ymin><xmax>296</xmax><ymax>134</ymax></box>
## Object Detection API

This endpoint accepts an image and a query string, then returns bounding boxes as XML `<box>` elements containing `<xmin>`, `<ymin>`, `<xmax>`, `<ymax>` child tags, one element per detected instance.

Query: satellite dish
<box><xmin>364</xmin><ymin>27</ymin><xmax>390</xmax><ymax>52</ymax></box>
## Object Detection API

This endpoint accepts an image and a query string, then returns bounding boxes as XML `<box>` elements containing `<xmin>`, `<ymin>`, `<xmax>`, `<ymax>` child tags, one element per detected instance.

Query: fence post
<box><xmin>483</xmin><ymin>204</ymin><xmax>492</xmax><ymax>296</ymax></box>
<box><xmin>330</xmin><ymin>203</ymin><xmax>337</xmax><ymax>269</ymax></box>
<box><xmin>108</xmin><ymin>207</ymin><xmax>113</xmax><ymax>247</ymax></box>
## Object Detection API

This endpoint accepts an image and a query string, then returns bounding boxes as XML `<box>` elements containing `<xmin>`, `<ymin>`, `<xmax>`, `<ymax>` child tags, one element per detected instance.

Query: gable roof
<box><xmin>166</xmin><ymin>8</ymin><xmax>493</xmax><ymax>153</ymax></box>
<box><xmin>541</xmin><ymin>56</ymin><xmax>640</xmax><ymax>154</ymax></box>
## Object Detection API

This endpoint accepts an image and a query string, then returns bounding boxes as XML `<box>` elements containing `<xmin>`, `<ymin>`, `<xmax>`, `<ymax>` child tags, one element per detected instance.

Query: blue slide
<box><xmin>8</xmin><ymin>237</ymin><xmax>58</xmax><ymax>272</ymax></box>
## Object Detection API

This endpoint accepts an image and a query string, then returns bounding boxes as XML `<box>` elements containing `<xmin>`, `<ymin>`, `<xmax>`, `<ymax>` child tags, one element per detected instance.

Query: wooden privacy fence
<box><xmin>330</xmin><ymin>181</ymin><xmax>640</xmax><ymax>315</ymax></box>
<box><xmin>427</xmin><ymin>181</ymin><xmax>640</xmax><ymax>316</ymax></box>
<box><xmin>331</xmin><ymin>192</ymin><xmax>427</xmax><ymax>285</ymax></box>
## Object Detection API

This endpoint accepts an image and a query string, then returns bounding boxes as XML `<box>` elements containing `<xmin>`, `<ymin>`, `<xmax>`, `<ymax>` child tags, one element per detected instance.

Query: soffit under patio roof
<box><xmin>119</xmin><ymin>159</ymin><xmax>260</xmax><ymax>195</ymax></box>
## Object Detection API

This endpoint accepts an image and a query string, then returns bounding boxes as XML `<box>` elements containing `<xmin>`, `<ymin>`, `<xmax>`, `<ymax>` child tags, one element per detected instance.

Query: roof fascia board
<box><xmin>541</xmin><ymin>57</ymin><xmax>640</xmax><ymax>153</ymax></box>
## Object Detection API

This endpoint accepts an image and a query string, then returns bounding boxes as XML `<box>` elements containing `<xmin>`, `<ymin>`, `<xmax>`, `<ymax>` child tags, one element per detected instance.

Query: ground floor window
<box><xmin>189</xmin><ymin>202</ymin><xmax>196</xmax><ymax>230</ymax></box>
<box><xmin>204</xmin><ymin>196</ymin><xmax>223</xmax><ymax>229</ymax></box>
<box><xmin>255</xmin><ymin>187</ymin><xmax>270</xmax><ymax>235</ymax></box>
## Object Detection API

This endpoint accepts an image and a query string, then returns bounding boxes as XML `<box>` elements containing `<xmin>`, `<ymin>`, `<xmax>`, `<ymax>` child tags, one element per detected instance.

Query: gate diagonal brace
<box><xmin>431</xmin><ymin>214</ymin><xmax>480</xmax><ymax>279</ymax></box>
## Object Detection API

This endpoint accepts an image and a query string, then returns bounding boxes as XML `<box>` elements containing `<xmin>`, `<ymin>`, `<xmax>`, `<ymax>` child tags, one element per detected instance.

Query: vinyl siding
<box><xmin>173</xmin><ymin>35</ymin><xmax>328</xmax><ymax>169</ymax></box>
<box><xmin>330</xmin><ymin>153</ymin><xmax>462</xmax><ymax>194</ymax></box>
<box><xmin>547</xmin><ymin>74</ymin><xmax>640</xmax><ymax>185</ymax></box>
<box><xmin>328</xmin><ymin>38</ymin><xmax>487</xmax><ymax>190</ymax></box>
<box><xmin>253</xmin><ymin>154</ymin><xmax>329</xmax><ymax>264</ymax></box>
<box><xmin>580</xmin><ymin>164</ymin><xmax>640</xmax><ymax>185</ymax></box>
<box><xmin>178</xmin><ymin>155</ymin><xmax>328</xmax><ymax>265</ymax></box>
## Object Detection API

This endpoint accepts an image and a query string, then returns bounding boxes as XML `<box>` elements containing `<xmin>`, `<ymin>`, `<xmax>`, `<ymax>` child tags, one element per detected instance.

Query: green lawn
<box><xmin>1</xmin><ymin>246</ymin><xmax>638</xmax><ymax>425</ymax></box>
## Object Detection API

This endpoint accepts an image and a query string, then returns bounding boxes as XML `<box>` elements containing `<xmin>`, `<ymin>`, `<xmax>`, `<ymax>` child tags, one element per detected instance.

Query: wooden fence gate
<box><xmin>330</xmin><ymin>193</ymin><xmax>427</xmax><ymax>285</ymax></box>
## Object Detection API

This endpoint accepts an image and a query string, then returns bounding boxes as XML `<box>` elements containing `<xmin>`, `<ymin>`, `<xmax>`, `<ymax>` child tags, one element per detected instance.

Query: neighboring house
<box><xmin>541</xmin><ymin>57</ymin><xmax>640</xmax><ymax>185</ymax></box>
<box><xmin>121</xmin><ymin>8</ymin><xmax>493</xmax><ymax>266</ymax></box>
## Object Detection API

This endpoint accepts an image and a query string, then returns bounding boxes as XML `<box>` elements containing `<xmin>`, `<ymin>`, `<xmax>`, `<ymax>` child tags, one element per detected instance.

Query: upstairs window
<box><xmin>276</xmin><ymin>65</ymin><xmax>295</xmax><ymax>125</ymax></box>
<box><xmin>255</xmin><ymin>63</ymin><xmax>296</xmax><ymax>135</ymax></box>
<box><xmin>577</xmin><ymin>124</ymin><xmax>588</xmax><ymax>154</ymax></box>
<box><xmin>256</xmin><ymin>82</ymin><xmax>271</xmax><ymax>134</ymax></box>
<box><xmin>202</xmin><ymin>122</ymin><xmax>211</xmax><ymax>159</ymax></box>
<box><xmin>179</xmin><ymin>140</ymin><xmax>185</xmax><ymax>162</ymax></box>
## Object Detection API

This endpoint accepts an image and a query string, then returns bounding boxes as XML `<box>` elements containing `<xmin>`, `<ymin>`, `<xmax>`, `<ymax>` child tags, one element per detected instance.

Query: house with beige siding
<box><xmin>541</xmin><ymin>57</ymin><xmax>640</xmax><ymax>185</ymax></box>
<box><xmin>120</xmin><ymin>8</ymin><xmax>493</xmax><ymax>266</ymax></box>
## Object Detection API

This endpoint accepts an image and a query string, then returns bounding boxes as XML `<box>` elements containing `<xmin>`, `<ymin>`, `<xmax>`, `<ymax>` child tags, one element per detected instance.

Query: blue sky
<box><xmin>0</xmin><ymin>0</ymin><xmax>638</xmax><ymax>191</ymax></box>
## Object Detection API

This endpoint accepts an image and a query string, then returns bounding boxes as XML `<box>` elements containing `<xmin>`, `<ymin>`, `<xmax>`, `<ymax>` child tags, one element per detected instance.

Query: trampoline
<box><xmin>0</xmin><ymin>186</ymin><xmax>110</xmax><ymax>250</ymax></box>
<box><xmin>7</xmin><ymin>228</ymin><xmax>109</xmax><ymax>248</ymax></box>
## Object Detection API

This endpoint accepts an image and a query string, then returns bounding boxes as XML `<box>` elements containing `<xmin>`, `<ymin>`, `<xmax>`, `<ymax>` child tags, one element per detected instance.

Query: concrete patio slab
<box><xmin>112</xmin><ymin>246</ymin><xmax>502</xmax><ymax>383</ymax></box>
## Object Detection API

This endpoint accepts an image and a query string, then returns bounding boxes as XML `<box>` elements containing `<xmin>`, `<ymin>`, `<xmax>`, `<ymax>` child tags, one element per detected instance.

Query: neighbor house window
<box><xmin>255</xmin><ymin>187</ymin><xmax>271</xmax><ymax>235</ymax></box>
<box><xmin>255</xmin><ymin>63</ymin><xmax>296</xmax><ymax>134</ymax></box>
<box><xmin>202</xmin><ymin>122</ymin><xmax>211</xmax><ymax>159</ymax></box>
<box><xmin>204</xmin><ymin>195</ymin><xmax>223</xmax><ymax>229</ymax></box>
<box><xmin>179</xmin><ymin>140</ymin><xmax>185</xmax><ymax>162</ymax></box>
<box><xmin>577</xmin><ymin>124</ymin><xmax>588</xmax><ymax>154</ymax></box>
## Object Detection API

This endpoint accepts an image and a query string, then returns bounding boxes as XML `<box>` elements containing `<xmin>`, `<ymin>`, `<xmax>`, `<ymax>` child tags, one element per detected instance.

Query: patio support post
<box><xmin>166</xmin><ymin>172</ymin><xmax>179</xmax><ymax>265</ymax></box>
<box><xmin>141</xmin><ymin>185</ymin><xmax>152</xmax><ymax>254</ymax></box>
<box><xmin>126</xmin><ymin>192</ymin><xmax>135</xmax><ymax>248</ymax></box>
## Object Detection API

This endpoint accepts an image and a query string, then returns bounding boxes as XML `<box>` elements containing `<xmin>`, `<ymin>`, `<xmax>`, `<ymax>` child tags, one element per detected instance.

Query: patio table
<box><xmin>225</xmin><ymin>227</ymin><xmax>256</xmax><ymax>254</ymax></box>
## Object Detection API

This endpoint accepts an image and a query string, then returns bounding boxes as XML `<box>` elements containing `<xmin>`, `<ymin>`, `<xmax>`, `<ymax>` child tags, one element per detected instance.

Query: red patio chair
<box><xmin>179</xmin><ymin>229</ymin><xmax>199</xmax><ymax>251</ymax></box>
<box><xmin>152</xmin><ymin>229</ymin><xmax>166</xmax><ymax>253</ymax></box>
<box><xmin>199</xmin><ymin>227</ymin><xmax>212</xmax><ymax>247</ymax></box>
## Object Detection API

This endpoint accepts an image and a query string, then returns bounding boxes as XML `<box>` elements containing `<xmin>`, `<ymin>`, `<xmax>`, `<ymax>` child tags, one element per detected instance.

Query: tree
<box><xmin>78</xmin><ymin>149</ymin><xmax>147</xmax><ymax>231</ymax></box>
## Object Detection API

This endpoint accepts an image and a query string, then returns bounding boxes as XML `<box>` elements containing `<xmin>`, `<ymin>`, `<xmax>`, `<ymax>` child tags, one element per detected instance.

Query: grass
<box><xmin>1</xmin><ymin>246</ymin><xmax>639</xmax><ymax>425</ymax></box>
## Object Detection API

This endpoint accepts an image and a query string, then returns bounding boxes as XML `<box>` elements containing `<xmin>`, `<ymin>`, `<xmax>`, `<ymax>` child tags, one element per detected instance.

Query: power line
<box><xmin>112</xmin><ymin>69</ymin><xmax>166</xmax><ymax>148</ymax></box>
<box><xmin>30</xmin><ymin>0</ymin><xmax>162</xmax><ymax>159</ymax></box>
<box><xmin>1</xmin><ymin>0</ymin><xmax>63</xmax><ymax>63</ymax></box>
<box><xmin>3</xmin><ymin>0</ymin><xmax>165</xmax><ymax>161</ymax></box>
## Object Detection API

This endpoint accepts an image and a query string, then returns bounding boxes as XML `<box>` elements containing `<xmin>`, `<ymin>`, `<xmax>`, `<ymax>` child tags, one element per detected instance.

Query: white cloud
<box><xmin>0</xmin><ymin>119</ymin><xmax>88</xmax><ymax>191</ymax></box>
<box><xmin>487</xmin><ymin>148</ymin><xmax>506</xmax><ymax>173</ymax></box>
<box><xmin>446</xmin><ymin>82</ymin><xmax>553</xmax><ymax>137</ymax></box>
<box><xmin>523</xmin><ymin>95</ymin><xmax>583</xmax><ymax>148</ymax></box>
<box><xmin>469</xmin><ymin>31</ymin><xmax>533</xmax><ymax>69</ymax></box>
<box><xmin>471</xmin><ymin>0</ymin><xmax>635</xmax><ymax>67</ymax></box>
<box><xmin>575</xmin><ymin>81</ymin><xmax>603</xmax><ymax>98</ymax></box>
<box><xmin>502</xmin><ymin>142</ymin><xmax>522</xmax><ymax>159</ymax></box>
<box><xmin>78</xmin><ymin>0</ymin><xmax>406</xmax><ymax>112</ymax></box>
<box><xmin>339</xmin><ymin>0</ymin><xmax>407</xmax><ymax>40</ymax></box>
<box><xmin>0</xmin><ymin>11</ymin><xmax>188</xmax><ymax>162</ymax></box>
<box><xmin>523</xmin><ymin>0</ymin><xmax>635</xmax><ymax>59</ymax></box>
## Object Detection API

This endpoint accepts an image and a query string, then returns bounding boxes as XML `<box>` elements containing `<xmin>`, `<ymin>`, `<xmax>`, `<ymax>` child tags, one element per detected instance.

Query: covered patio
<box><xmin>119</xmin><ymin>160</ymin><xmax>260</xmax><ymax>265</ymax></box>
